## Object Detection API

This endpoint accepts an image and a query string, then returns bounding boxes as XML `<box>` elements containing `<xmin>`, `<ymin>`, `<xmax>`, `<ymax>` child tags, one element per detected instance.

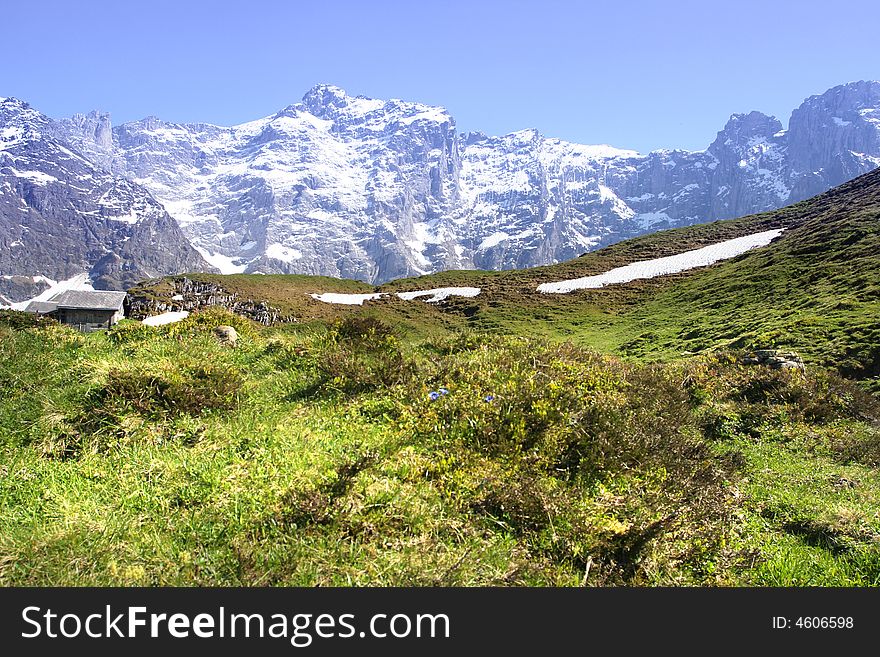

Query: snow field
<box><xmin>310</xmin><ymin>287</ymin><xmax>481</xmax><ymax>305</ymax></box>
<box><xmin>537</xmin><ymin>229</ymin><xmax>784</xmax><ymax>293</ymax></box>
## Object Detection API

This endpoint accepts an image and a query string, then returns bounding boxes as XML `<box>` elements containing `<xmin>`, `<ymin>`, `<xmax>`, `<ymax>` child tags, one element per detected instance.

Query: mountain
<box><xmin>4</xmin><ymin>81</ymin><xmax>877</xmax><ymax>288</ymax></box>
<box><xmin>57</xmin><ymin>86</ymin><xmax>467</xmax><ymax>283</ymax></box>
<box><xmin>0</xmin><ymin>97</ymin><xmax>213</xmax><ymax>301</ymax></box>
<box><xmin>56</xmin><ymin>81</ymin><xmax>880</xmax><ymax>284</ymax></box>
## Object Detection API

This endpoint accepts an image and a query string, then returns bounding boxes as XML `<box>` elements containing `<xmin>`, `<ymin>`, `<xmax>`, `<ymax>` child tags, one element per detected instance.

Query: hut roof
<box><xmin>49</xmin><ymin>290</ymin><xmax>127</xmax><ymax>311</ymax></box>
<box><xmin>23</xmin><ymin>300</ymin><xmax>59</xmax><ymax>314</ymax></box>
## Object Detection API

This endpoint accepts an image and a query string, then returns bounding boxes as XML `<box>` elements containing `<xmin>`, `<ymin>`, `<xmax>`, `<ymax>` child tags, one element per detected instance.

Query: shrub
<box><xmin>315</xmin><ymin>318</ymin><xmax>414</xmax><ymax>393</ymax></box>
<box><xmin>0</xmin><ymin>309</ymin><xmax>57</xmax><ymax>330</ymax></box>
<box><xmin>277</xmin><ymin>451</ymin><xmax>379</xmax><ymax>528</ymax></box>
<box><xmin>701</xmin><ymin>355</ymin><xmax>880</xmax><ymax>426</ymax></box>
<box><xmin>423</xmin><ymin>330</ymin><xmax>495</xmax><ymax>356</ymax></box>
<box><xmin>470</xmin><ymin>469</ymin><xmax>554</xmax><ymax>533</ymax></box>
<box><xmin>91</xmin><ymin>362</ymin><xmax>244</xmax><ymax>419</ymax></box>
<box><xmin>163</xmin><ymin>306</ymin><xmax>254</xmax><ymax>340</ymax></box>
<box><xmin>332</xmin><ymin>316</ymin><xmax>394</xmax><ymax>344</ymax></box>
<box><xmin>107</xmin><ymin>320</ymin><xmax>156</xmax><ymax>345</ymax></box>
<box><xmin>398</xmin><ymin>338</ymin><xmax>741</xmax><ymax>584</ymax></box>
<box><xmin>828</xmin><ymin>425</ymin><xmax>880</xmax><ymax>466</ymax></box>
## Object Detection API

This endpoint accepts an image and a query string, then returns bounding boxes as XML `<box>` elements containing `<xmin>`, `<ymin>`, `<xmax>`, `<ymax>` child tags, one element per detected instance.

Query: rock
<box><xmin>125</xmin><ymin>277</ymin><xmax>286</xmax><ymax>325</ymax></box>
<box><xmin>786</xmin><ymin>80</ymin><xmax>880</xmax><ymax>202</ymax></box>
<box><xmin>0</xmin><ymin>275</ymin><xmax>51</xmax><ymax>304</ymax></box>
<box><xmin>830</xmin><ymin>474</ymin><xmax>859</xmax><ymax>489</ymax></box>
<box><xmin>741</xmin><ymin>349</ymin><xmax>805</xmax><ymax>371</ymax></box>
<box><xmin>214</xmin><ymin>325</ymin><xmax>238</xmax><ymax>347</ymax></box>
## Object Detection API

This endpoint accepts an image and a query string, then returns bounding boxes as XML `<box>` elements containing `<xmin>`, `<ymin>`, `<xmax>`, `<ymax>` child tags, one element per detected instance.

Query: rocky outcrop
<box><xmin>54</xmin><ymin>110</ymin><xmax>115</xmax><ymax>171</ymax></box>
<box><xmin>742</xmin><ymin>349</ymin><xmax>806</xmax><ymax>371</ymax></box>
<box><xmin>0</xmin><ymin>275</ymin><xmax>50</xmax><ymax>304</ymax></box>
<box><xmin>126</xmin><ymin>277</ymin><xmax>286</xmax><ymax>325</ymax></box>
<box><xmin>786</xmin><ymin>80</ymin><xmax>880</xmax><ymax>202</ymax></box>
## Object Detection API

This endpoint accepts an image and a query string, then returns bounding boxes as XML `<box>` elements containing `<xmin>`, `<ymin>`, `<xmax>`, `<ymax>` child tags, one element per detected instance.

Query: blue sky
<box><xmin>2</xmin><ymin>0</ymin><xmax>878</xmax><ymax>153</ymax></box>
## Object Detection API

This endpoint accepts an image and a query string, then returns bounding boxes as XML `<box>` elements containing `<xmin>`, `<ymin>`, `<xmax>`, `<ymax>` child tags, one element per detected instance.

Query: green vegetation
<box><xmin>1</xmin><ymin>311</ymin><xmax>878</xmax><ymax>585</ymax></box>
<box><xmin>1</xmin><ymin>169</ymin><xmax>879</xmax><ymax>586</ymax></box>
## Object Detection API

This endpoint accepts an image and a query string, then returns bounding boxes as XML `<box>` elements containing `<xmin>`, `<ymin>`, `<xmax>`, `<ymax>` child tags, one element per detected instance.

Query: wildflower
<box><xmin>484</xmin><ymin>394</ymin><xmax>495</xmax><ymax>403</ymax></box>
<box><xmin>438</xmin><ymin>387</ymin><xmax>449</xmax><ymax>395</ymax></box>
<box><xmin>429</xmin><ymin>391</ymin><xmax>441</xmax><ymax>401</ymax></box>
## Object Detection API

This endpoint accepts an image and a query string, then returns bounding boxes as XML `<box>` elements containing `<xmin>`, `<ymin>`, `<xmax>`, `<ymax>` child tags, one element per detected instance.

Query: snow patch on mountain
<box><xmin>310</xmin><ymin>292</ymin><xmax>385</xmax><ymax>305</ymax></box>
<box><xmin>266</xmin><ymin>243</ymin><xmax>303</xmax><ymax>263</ymax></box>
<box><xmin>478</xmin><ymin>232</ymin><xmax>509</xmax><ymax>250</ymax></box>
<box><xmin>310</xmin><ymin>287</ymin><xmax>481</xmax><ymax>305</ymax></box>
<box><xmin>537</xmin><ymin>229</ymin><xmax>784</xmax><ymax>293</ymax></box>
<box><xmin>5</xmin><ymin>168</ymin><xmax>58</xmax><ymax>185</ymax></box>
<box><xmin>194</xmin><ymin>247</ymin><xmax>248</xmax><ymax>274</ymax></box>
<box><xmin>395</xmin><ymin>287</ymin><xmax>481</xmax><ymax>302</ymax></box>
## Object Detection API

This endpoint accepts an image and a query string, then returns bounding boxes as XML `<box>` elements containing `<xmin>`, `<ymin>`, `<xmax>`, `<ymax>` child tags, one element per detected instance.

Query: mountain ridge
<box><xmin>2</xmin><ymin>80</ymin><xmax>879</xmax><ymax>294</ymax></box>
<box><xmin>55</xmin><ymin>80</ymin><xmax>880</xmax><ymax>282</ymax></box>
<box><xmin>0</xmin><ymin>97</ymin><xmax>214</xmax><ymax>301</ymax></box>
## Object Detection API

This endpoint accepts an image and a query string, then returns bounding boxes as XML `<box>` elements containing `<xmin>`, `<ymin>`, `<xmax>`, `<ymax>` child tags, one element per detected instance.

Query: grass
<box><xmin>1</xmin><ymin>312</ymin><xmax>878</xmax><ymax>586</ymax></box>
<box><xmin>128</xmin><ymin>169</ymin><xmax>880</xmax><ymax>393</ymax></box>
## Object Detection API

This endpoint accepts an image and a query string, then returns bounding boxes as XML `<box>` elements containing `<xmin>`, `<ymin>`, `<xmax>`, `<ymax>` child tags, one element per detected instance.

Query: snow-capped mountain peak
<box><xmin>23</xmin><ymin>80</ymin><xmax>880</xmax><ymax>285</ymax></box>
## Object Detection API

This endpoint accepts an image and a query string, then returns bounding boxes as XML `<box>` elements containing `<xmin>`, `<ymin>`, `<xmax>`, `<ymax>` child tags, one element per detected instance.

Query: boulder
<box><xmin>214</xmin><ymin>325</ymin><xmax>238</xmax><ymax>347</ymax></box>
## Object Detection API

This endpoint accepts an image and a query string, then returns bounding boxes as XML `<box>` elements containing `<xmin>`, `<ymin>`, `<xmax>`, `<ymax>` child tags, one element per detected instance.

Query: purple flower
<box><xmin>429</xmin><ymin>391</ymin><xmax>441</xmax><ymax>401</ymax></box>
<box><xmin>484</xmin><ymin>394</ymin><xmax>495</xmax><ymax>403</ymax></box>
<box><xmin>438</xmin><ymin>387</ymin><xmax>449</xmax><ymax>396</ymax></box>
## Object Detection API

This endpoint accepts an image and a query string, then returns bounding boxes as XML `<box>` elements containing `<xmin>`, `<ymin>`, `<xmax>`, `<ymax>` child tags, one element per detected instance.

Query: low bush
<box><xmin>828</xmin><ymin>425</ymin><xmax>880</xmax><ymax>466</ymax></box>
<box><xmin>423</xmin><ymin>329</ymin><xmax>496</xmax><ymax>356</ymax></box>
<box><xmin>42</xmin><ymin>361</ymin><xmax>245</xmax><ymax>456</ymax></box>
<box><xmin>691</xmin><ymin>353</ymin><xmax>880</xmax><ymax>443</ymax></box>
<box><xmin>107</xmin><ymin>320</ymin><xmax>156</xmax><ymax>345</ymax></box>
<box><xmin>0</xmin><ymin>309</ymin><xmax>57</xmax><ymax>330</ymax></box>
<box><xmin>276</xmin><ymin>451</ymin><xmax>379</xmax><ymax>528</ymax></box>
<box><xmin>398</xmin><ymin>339</ymin><xmax>741</xmax><ymax>584</ymax></box>
<box><xmin>162</xmin><ymin>307</ymin><xmax>255</xmax><ymax>339</ymax></box>
<box><xmin>96</xmin><ymin>363</ymin><xmax>244</xmax><ymax>417</ymax></box>
<box><xmin>315</xmin><ymin>317</ymin><xmax>415</xmax><ymax>393</ymax></box>
<box><xmin>332</xmin><ymin>316</ymin><xmax>394</xmax><ymax>344</ymax></box>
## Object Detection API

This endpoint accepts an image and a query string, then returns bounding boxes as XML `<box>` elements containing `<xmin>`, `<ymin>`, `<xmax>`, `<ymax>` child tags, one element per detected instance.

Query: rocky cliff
<box><xmin>0</xmin><ymin>97</ymin><xmax>214</xmax><ymax>300</ymax></box>
<box><xmin>126</xmin><ymin>277</ymin><xmax>285</xmax><ymax>325</ymax></box>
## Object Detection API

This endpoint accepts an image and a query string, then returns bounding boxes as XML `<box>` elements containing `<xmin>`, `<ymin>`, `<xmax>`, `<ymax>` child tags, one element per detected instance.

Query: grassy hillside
<box><xmin>1</xmin><ymin>169</ymin><xmax>879</xmax><ymax>586</ymax></box>
<box><xmin>382</xmin><ymin>168</ymin><xmax>880</xmax><ymax>386</ymax></box>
